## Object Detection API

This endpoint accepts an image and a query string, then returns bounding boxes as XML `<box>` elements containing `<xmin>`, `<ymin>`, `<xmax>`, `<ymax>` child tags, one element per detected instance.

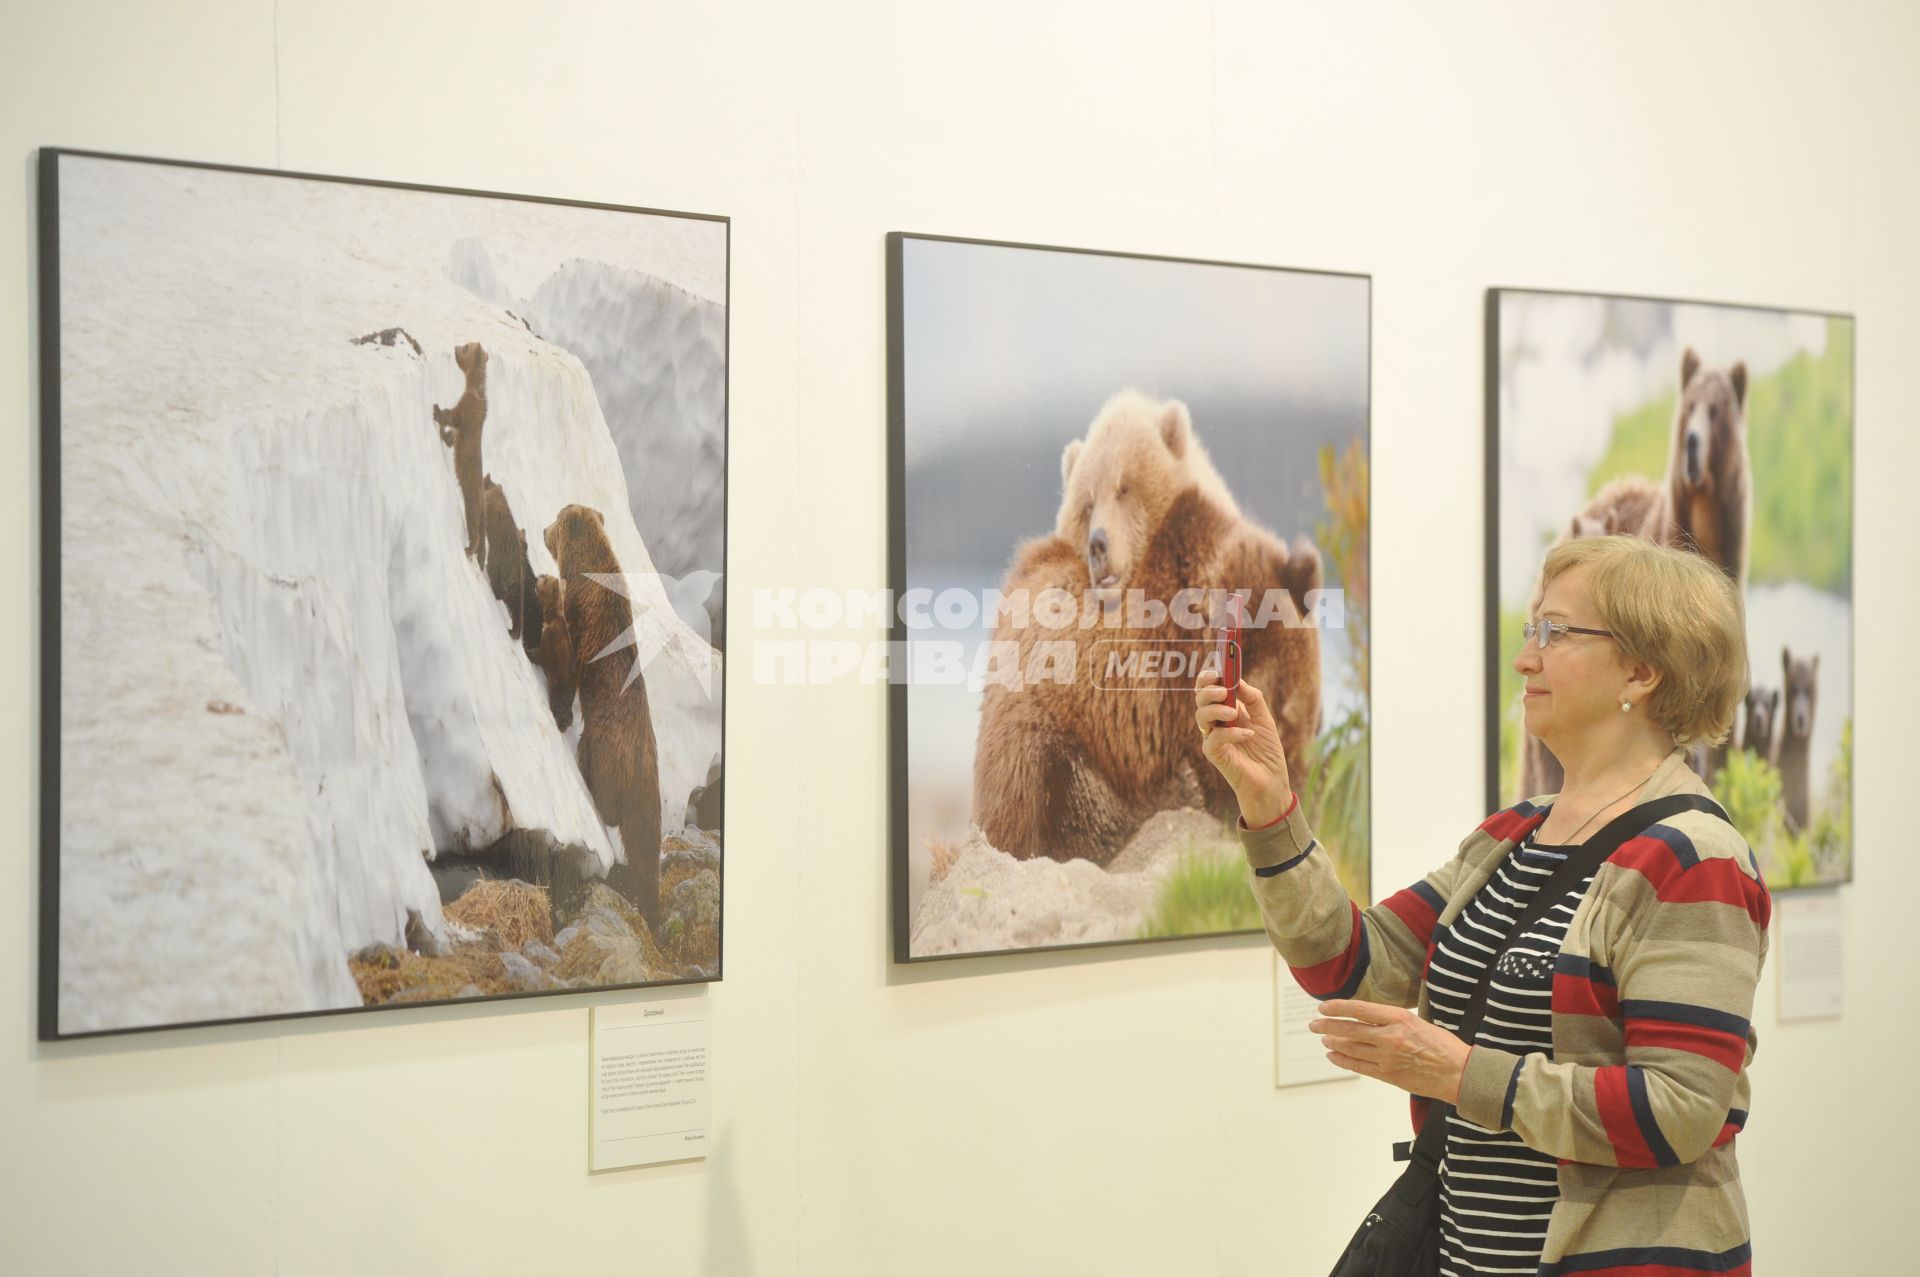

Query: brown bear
<box><xmin>528</xmin><ymin>574</ymin><xmax>578</xmax><ymax>731</ymax></box>
<box><xmin>970</xmin><ymin>391</ymin><xmax>1323</xmax><ymax>866</ymax></box>
<box><xmin>1518</xmin><ymin>348</ymin><xmax>1752</xmax><ymax>801</ymax></box>
<box><xmin>432</xmin><ymin>341</ymin><xmax>489</xmax><ymax>560</ymax></box>
<box><xmin>1569</xmin><ymin>346</ymin><xmax>1752</xmax><ymax>588</ymax></box>
<box><xmin>544</xmin><ymin>504</ymin><xmax>664</xmax><ymax>927</ymax></box>
<box><xmin>1741</xmin><ymin>684</ymin><xmax>1778</xmax><ymax>757</ymax></box>
<box><xmin>1772</xmin><ymin>648</ymin><xmax>1818</xmax><ymax>833</ymax></box>
<box><xmin>686</xmin><ymin>755</ymin><xmax>723</xmax><ymax>834</ymax></box>
<box><xmin>479</xmin><ymin>476</ymin><xmax>540</xmax><ymax>647</ymax></box>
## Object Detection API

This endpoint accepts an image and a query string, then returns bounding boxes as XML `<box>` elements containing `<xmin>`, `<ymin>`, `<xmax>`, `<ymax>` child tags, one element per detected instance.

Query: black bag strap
<box><xmin>1399</xmin><ymin>791</ymin><xmax>1733</xmax><ymax>1170</ymax></box>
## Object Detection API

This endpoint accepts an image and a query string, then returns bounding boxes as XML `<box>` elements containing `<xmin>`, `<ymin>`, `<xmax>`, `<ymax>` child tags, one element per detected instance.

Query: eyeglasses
<box><xmin>1522</xmin><ymin>619</ymin><xmax>1615</xmax><ymax>649</ymax></box>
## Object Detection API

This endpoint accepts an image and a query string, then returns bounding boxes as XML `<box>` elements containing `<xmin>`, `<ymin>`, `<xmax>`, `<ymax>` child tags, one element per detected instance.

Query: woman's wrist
<box><xmin>1240</xmin><ymin>788</ymin><xmax>1298</xmax><ymax>831</ymax></box>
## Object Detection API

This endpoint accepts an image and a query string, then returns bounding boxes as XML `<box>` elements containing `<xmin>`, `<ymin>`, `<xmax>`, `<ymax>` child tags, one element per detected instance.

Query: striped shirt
<box><xmin>1240</xmin><ymin>749</ymin><xmax>1768</xmax><ymax>1275</ymax></box>
<box><xmin>1426</xmin><ymin>834</ymin><xmax>1594</xmax><ymax>1276</ymax></box>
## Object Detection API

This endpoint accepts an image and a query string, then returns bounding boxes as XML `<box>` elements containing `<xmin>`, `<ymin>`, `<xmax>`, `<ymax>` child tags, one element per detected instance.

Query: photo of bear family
<box><xmin>40</xmin><ymin>151</ymin><xmax>727</xmax><ymax>1038</ymax></box>
<box><xmin>889</xmin><ymin>233</ymin><xmax>1371</xmax><ymax>960</ymax></box>
<box><xmin>1489</xmin><ymin>288</ymin><xmax>1853</xmax><ymax>891</ymax></box>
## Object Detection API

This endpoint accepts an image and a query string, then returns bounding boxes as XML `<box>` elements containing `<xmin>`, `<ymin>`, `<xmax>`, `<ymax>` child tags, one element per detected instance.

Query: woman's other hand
<box><xmin>1310</xmin><ymin>1000</ymin><xmax>1473</xmax><ymax>1104</ymax></box>
<box><xmin>1194</xmin><ymin>670</ymin><xmax>1294</xmax><ymax>827</ymax></box>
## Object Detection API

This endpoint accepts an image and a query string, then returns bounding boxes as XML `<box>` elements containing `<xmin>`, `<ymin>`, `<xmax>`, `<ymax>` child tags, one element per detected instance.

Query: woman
<box><xmin>1196</xmin><ymin>535</ymin><xmax>1770</xmax><ymax>1276</ymax></box>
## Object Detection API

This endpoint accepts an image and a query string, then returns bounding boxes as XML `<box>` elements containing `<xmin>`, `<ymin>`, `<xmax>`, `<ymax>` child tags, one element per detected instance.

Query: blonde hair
<box><xmin>1536</xmin><ymin>535</ymin><xmax>1747</xmax><ymax>747</ymax></box>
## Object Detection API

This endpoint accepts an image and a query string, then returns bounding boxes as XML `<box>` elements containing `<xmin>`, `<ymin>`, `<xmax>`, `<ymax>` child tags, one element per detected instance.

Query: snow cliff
<box><xmin>54</xmin><ymin>156</ymin><xmax>721</xmax><ymax>1033</ymax></box>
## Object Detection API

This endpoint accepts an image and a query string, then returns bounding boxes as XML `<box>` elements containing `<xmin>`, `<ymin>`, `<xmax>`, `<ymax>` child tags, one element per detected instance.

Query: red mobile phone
<box><xmin>1218</xmin><ymin>593</ymin><xmax>1245</xmax><ymax>714</ymax></box>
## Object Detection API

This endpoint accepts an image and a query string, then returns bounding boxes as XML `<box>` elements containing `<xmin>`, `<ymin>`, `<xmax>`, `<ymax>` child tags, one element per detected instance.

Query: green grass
<box><xmin>1137</xmin><ymin>708</ymin><xmax>1372</xmax><ymax>939</ymax></box>
<box><xmin>1584</xmin><ymin>317</ymin><xmax>1853</xmax><ymax>593</ymax></box>
<box><xmin>1138</xmin><ymin>842</ymin><xmax>1265</xmax><ymax>938</ymax></box>
<box><xmin>1711</xmin><ymin>716</ymin><xmax>1852</xmax><ymax>890</ymax></box>
<box><xmin>1300</xmin><ymin>706</ymin><xmax>1371</xmax><ymax>903</ymax></box>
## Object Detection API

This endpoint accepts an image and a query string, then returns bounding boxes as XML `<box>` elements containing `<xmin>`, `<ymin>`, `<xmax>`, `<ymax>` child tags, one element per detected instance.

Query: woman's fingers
<box><xmin>1196</xmin><ymin>701</ymin><xmax>1243</xmax><ymax>728</ymax></box>
<box><xmin>1317</xmin><ymin>1000</ymin><xmax>1400</xmax><ymax>1025</ymax></box>
<box><xmin>1237</xmin><ymin>678</ymin><xmax>1280</xmax><ymax>728</ymax></box>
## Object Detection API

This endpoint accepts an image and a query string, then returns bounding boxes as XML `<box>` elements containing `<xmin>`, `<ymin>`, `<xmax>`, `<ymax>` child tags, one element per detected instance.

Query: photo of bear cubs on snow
<box><xmin>40</xmin><ymin>151</ymin><xmax>726</xmax><ymax>1038</ymax></box>
<box><xmin>891</xmin><ymin>234</ymin><xmax>1370</xmax><ymax>961</ymax></box>
<box><xmin>429</xmin><ymin>344</ymin><xmax>666</xmax><ymax>931</ymax></box>
<box><xmin>1491</xmin><ymin>289</ymin><xmax>1852</xmax><ymax>892</ymax></box>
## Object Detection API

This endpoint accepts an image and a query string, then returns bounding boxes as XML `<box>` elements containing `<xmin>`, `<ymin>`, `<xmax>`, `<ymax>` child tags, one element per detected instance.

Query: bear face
<box><xmin>1742</xmin><ymin>684</ymin><xmax>1779</xmax><ymax>755</ymax></box>
<box><xmin>1673</xmin><ymin>346</ymin><xmax>1748</xmax><ymax>506</ymax></box>
<box><xmin>454</xmin><ymin>340</ymin><xmax>488</xmax><ymax>384</ymax></box>
<box><xmin>544</xmin><ymin>504</ymin><xmax>614</xmax><ymax>579</ymax></box>
<box><xmin>1781</xmin><ymin>646</ymin><xmax>1818</xmax><ymax>743</ymax></box>
<box><xmin>1054</xmin><ymin>391</ymin><xmax>1236</xmax><ymax>598</ymax></box>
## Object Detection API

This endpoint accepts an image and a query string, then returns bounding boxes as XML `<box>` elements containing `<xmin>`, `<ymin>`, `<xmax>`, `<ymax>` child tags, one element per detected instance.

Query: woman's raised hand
<box><xmin>1194</xmin><ymin>670</ymin><xmax>1294</xmax><ymax>828</ymax></box>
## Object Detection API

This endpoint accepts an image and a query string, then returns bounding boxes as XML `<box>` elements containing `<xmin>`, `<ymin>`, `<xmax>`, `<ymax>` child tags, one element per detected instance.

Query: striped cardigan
<box><xmin>1244</xmin><ymin>748</ymin><xmax>1770</xmax><ymax>1276</ymax></box>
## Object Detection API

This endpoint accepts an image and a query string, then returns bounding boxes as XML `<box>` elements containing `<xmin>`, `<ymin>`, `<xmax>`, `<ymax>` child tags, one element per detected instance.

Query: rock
<box><xmin>553</xmin><ymin>924</ymin><xmax>581</xmax><ymax>951</ymax></box>
<box><xmin>660</xmin><ymin>836</ymin><xmax>721</xmax><ymax>878</ymax></box>
<box><xmin>350</xmin><ymin>942</ymin><xmax>402</xmax><ymax>969</ymax></box>
<box><xmin>523</xmin><ymin>939</ymin><xmax>560</xmax><ymax>968</ymax></box>
<box><xmin>909</xmin><ymin>808</ymin><xmax>1239</xmax><ymax>955</ymax></box>
<box><xmin>593</xmin><ymin>935</ymin><xmax>666</xmax><ymax>986</ymax></box>
<box><xmin>666</xmin><ymin>869</ymin><xmax>720</xmax><ymax>932</ymax></box>
<box><xmin>500</xmin><ymin>951</ymin><xmax>556</xmax><ymax>992</ymax></box>
<box><xmin>582</xmin><ymin>905</ymin><xmax>635</xmax><ymax>942</ymax></box>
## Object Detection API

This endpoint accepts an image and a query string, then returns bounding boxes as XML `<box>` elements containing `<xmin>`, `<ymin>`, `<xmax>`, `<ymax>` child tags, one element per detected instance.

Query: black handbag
<box><xmin>1325</xmin><ymin>793</ymin><xmax>1730</xmax><ymax>1277</ymax></box>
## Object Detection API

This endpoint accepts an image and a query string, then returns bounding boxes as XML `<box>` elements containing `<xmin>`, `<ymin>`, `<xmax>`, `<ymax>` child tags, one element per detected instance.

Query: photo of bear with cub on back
<box><xmin>432</xmin><ymin>340</ymin><xmax>664</xmax><ymax>929</ymax></box>
<box><xmin>1498</xmin><ymin>292</ymin><xmax>1854</xmax><ymax>891</ymax></box>
<box><xmin>892</xmin><ymin>236</ymin><xmax>1370</xmax><ymax>959</ymax></box>
<box><xmin>973</xmin><ymin>390</ymin><xmax>1325</xmax><ymax>867</ymax></box>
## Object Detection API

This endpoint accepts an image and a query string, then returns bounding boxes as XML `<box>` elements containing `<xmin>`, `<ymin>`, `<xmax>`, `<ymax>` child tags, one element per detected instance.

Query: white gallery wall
<box><xmin>1</xmin><ymin>2</ymin><xmax>1914</xmax><ymax>1273</ymax></box>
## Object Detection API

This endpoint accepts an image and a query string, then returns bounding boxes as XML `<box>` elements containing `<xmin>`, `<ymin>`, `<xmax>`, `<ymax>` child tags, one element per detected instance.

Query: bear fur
<box><xmin>544</xmin><ymin>504</ymin><xmax>664</xmax><ymax>926</ymax></box>
<box><xmin>971</xmin><ymin>391</ymin><xmax>1323</xmax><ymax>865</ymax></box>
<box><xmin>432</xmin><ymin>341</ymin><xmax>490</xmax><ymax>561</ymax></box>
<box><xmin>480</xmin><ymin>476</ymin><xmax>540</xmax><ymax>647</ymax></box>
<box><xmin>1773</xmin><ymin>647</ymin><xmax>1818</xmax><ymax>834</ymax></box>
<box><xmin>686</xmin><ymin>755</ymin><xmax>724</xmax><ymax>834</ymax></box>
<box><xmin>528</xmin><ymin>574</ymin><xmax>578</xmax><ymax>731</ymax></box>
<box><xmin>1569</xmin><ymin>346</ymin><xmax>1752</xmax><ymax>589</ymax></box>
<box><xmin>1741</xmin><ymin>684</ymin><xmax>1778</xmax><ymax>757</ymax></box>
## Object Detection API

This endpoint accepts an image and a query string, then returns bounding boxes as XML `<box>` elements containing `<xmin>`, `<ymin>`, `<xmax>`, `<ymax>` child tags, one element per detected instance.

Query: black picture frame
<box><xmin>1485</xmin><ymin>285</ymin><xmax>1855</xmax><ymax>893</ymax></box>
<box><xmin>38</xmin><ymin>147</ymin><xmax>730</xmax><ymax>1039</ymax></box>
<box><xmin>888</xmin><ymin>230</ymin><xmax>1374</xmax><ymax>963</ymax></box>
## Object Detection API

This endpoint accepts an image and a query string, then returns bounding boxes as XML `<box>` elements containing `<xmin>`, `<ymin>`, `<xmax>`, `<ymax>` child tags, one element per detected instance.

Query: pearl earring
<box><xmin>1620</xmin><ymin>700</ymin><xmax>1632</xmax><ymax>712</ymax></box>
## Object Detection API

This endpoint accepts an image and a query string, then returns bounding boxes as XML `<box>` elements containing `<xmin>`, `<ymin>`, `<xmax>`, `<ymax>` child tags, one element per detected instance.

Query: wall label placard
<box><xmin>590</xmin><ymin>994</ymin><xmax>711</xmax><ymax>1170</ymax></box>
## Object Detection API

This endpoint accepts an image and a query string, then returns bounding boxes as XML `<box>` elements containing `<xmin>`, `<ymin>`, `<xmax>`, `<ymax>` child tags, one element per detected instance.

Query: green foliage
<box><xmin>1583</xmin><ymin>318</ymin><xmax>1853</xmax><ymax>592</ymax></box>
<box><xmin>1586</xmin><ymin>394</ymin><xmax>1674</xmax><ymax>501</ymax></box>
<box><xmin>1806</xmin><ymin>717</ymin><xmax>1854</xmax><ymax>882</ymax></box>
<box><xmin>1711</xmin><ymin>737</ymin><xmax>1854</xmax><ymax>891</ymax></box>
<box><xmin>1310</xmin><ymin>436</ymin><xmax>1371</xmax><ymax>900</ymax></box>
<box><xmin>1138</xmin><ymin>842</ymin><xmax>1264</xmax><ymax>938</ymax></box>
<box><xmin>1140</xmin><ymin>708</ymin><xmax>1372</xmax><ymax>939</ymax></box>
<box><xmin>1300</xmin><ymin>706</ymin><xmax>1371</xmax><ymax>903</ymax></box>
<box><xmin>1316</xmin><ymin>438</ymin><xmax>1371</xmax><ymax>698</ymax></box>
<box><xmin>1746</xmin><ymin>322</ymin><xmax>1853</xmax><ymax>592</ymax></box>
<box><xmin>1713</xmin><ymin>747</ymin><xmax>1795</xmax><ymax>882</ymax></box>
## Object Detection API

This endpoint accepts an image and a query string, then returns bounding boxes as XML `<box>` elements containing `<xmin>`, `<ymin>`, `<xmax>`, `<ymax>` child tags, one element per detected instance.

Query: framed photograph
<box><xmin>1487</xmin><ymin>287</ymin><xmax>1854</xmax><ymax>891</ymax></box>
<box><xmin>39</xmin><ymin>149</ymin><xmax>727</xmax><ymax>1039</ymax></box>
<box><xmin>889</xmin><ymin>232</ymin><xmax>1371</xmax><ymax>962</ymax></box>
